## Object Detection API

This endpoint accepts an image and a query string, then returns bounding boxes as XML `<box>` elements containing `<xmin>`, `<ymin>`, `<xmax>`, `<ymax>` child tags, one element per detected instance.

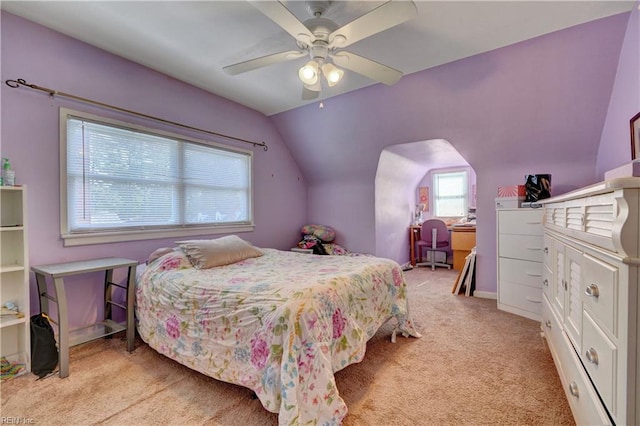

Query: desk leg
<box><xmin>126</xmin><ymin>265</ymin><xmax>136</xmax><ymax>352</ymax></box>
<box><xmin>104</xmin><ymin>268</ymin><xmax>114</xmax><ymax>321</ymax></box>
<box><xmin>409</xmin><ymin>228</ymin><xmax>416</xmax><ymax>266</ymax></box>
<box><xmin>35</xmin><ymin>273</ymin><xmax>49</xmax><ymax>314</ymax></box>
<box><xmin>53</xmin><ymin>277</ymin><xmax>70</xmax><ymax>379</ymax></box>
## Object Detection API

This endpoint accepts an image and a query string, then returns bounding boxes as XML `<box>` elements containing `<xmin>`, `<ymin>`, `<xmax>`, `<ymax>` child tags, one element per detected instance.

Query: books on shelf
<box><xmin>452</xmin><ymin>247</ymin><xmax>476</xmax><ymax>296</ymax></box>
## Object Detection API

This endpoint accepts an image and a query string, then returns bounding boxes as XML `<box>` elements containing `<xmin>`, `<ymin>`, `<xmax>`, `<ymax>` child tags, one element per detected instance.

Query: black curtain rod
<box><xmin>5</xmin><ymin>78</ymin><xmax>269</xmax><ymax>151</ymax></box>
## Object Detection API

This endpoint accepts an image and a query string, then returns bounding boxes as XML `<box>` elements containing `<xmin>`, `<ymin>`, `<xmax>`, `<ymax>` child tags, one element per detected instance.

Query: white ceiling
<box><xmin>2</xmin><ymin>1</ymin><xmax>634</xmax><ymax>116</ymax></box>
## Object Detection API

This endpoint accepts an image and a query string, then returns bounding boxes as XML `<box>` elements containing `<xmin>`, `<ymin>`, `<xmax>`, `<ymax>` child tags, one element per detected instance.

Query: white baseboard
<box><xmin>473</xmin><ymin>291</ymin><xmax>497</xmax><ymax>300</ymax></box>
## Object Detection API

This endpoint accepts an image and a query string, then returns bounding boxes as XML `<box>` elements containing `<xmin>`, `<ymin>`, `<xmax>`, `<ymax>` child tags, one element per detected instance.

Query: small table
<box><xmin>31</xmin><ymin>257</ymin><xmax>138</xmax><ymax>378</ymax></box>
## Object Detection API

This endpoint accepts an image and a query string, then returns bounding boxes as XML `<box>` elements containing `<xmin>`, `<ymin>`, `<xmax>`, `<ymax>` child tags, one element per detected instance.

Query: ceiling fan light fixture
<box><xmin>299</xmin><ymin>60</ymin><xmax>319</xmax><ymax>85</ymax></box>
<box><xmin>321</xmin><ymin>63</ymin><xmax>343</xmax><ymax>87</ymax></box>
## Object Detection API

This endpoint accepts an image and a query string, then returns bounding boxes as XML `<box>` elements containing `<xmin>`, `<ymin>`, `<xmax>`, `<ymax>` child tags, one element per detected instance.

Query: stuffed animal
<box><xmin>297</xmin><ymin>224</ymin><xmax>336</xmax><ymax>255</ymax></box>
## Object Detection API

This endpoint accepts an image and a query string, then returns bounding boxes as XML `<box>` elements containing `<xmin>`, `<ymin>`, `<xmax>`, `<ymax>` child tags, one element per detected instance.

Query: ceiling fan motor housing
<box><xmin>298</xmin><ymin>16</ymin><xmax>338</xmax><ymax>61</ymax></box>
<box><xmin>306</xmin><ymin>1</ymin><xmax>331</xmax><ymax>17</ymax></box>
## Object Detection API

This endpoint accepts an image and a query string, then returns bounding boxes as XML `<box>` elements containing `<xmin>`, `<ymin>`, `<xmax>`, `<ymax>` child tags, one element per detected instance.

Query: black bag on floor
<box><xmin>30</xmin><ymin>313</ymin><xmax>58</xmax><ymax>378</ymax></box>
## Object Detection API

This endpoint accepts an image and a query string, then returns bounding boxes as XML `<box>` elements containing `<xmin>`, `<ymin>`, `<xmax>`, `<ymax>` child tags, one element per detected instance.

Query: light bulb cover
<box><xmin>321</xmin><ymin>63</ymin><xmax>344</xmax><ymax>87</ymax></box>
<box><xmin>299</xmin><ymin>61</ymin><xmax>319</xmax><ymax>85</ymax></box>
<box><xmin>304</xmin><ymin>80</ymin><xmax>321</xmax><ymax>92</ymax></box>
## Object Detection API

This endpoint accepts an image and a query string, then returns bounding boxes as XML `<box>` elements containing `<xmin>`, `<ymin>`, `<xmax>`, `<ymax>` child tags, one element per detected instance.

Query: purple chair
<box><xmin>416</xmin><ymin>219</ymin><xmax>451</xmax><ymax>270</ymax></box>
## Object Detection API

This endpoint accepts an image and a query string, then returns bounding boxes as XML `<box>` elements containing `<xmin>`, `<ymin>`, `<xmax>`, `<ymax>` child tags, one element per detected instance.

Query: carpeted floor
<box><xmin>1</xmin><ymin>267</ymin><xmax>574</xmax><ymax>425</ymax></box>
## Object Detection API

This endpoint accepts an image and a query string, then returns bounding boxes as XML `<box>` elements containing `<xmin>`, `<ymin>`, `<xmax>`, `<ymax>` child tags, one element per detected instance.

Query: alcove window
<box><xmin>433</xmin><ymin>170</ymin><xmax>468</xmax><ymax>217</ymax></box>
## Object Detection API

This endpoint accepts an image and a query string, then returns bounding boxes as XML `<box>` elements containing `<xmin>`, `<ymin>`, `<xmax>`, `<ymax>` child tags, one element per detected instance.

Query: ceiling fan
<box><xmin>223</xmin><ymin>0</ymin><xmax>418</xmax><ymax>100</ymax></box>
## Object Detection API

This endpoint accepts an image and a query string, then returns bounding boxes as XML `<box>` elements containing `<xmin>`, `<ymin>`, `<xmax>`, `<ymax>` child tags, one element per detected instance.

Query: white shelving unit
<box><xmin>1</xmin><ymin>185</ymin><xmax>30</xmax><ymax>376</ymax></box>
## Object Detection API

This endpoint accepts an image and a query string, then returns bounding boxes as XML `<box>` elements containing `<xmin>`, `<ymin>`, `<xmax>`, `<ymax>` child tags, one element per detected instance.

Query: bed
<box><xmin>136</xmin><ymin>239</ymin><xmax>420</xmax><ymax>425</ymax></box>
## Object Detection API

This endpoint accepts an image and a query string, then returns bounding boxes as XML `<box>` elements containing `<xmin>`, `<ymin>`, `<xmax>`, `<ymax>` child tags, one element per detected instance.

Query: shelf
<box><xmin>1</xmin><ymin>351</ymin><xmax>28</xmax><ymax>381</ymax></box>
<box><xmin>68</xmin><ymin>320</ymin><xmax>126</xmax><ymax>347</ymax></box>
<box><xmin>0</xmin><ymin>315</ymin><xmax>27</xmax><ymax>329</ymax></box>
<box><xmin>0</xmin><ymin>265</ymin><xmax>25</xmax><ymax>273</ymax></box>
<box><xmin>0</xmin><ymin>226</ymin><xmax>24</xmax><ymax>231</ymax></box>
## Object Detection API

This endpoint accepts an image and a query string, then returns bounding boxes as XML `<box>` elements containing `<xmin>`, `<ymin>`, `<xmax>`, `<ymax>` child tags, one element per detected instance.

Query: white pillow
<box><xmin>176</xmin><ymin>235</ymin><xmax>263</xmax><ymax>269</ymax></box>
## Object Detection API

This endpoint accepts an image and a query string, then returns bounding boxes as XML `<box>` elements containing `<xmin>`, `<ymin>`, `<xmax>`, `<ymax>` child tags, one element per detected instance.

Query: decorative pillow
<box><xmin>176</xmin><ymin>235</ymin><xmax>263</xmax><ymax>269</ymax></box>
<box><xmin>322</xmin><ymin>243</ymin><xmax>350</xmax><ymax>256</ymax></box>
<box><xmin>146</xmin><ymin>247</ymin><xmax>176</xmax><ymax>265</ymax></box>
<box><xmin>301</xmin><ymin>224</ymin><xmax>336</xmax><ymax>242</ymax></box>
<box><xmin>156</xmin><ymin>250</ymin><xmax>192</xmax><ymax>271</ymax></box>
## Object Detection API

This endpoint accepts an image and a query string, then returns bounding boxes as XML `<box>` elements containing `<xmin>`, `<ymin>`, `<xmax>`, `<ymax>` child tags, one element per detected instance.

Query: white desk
<box><xmin>32</xmin><ymin>257</ymin><xmax>138</xmax><ymax>378</ymax></box>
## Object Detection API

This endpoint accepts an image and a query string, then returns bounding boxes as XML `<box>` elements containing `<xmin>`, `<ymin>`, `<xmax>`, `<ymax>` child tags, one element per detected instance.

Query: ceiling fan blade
<box><xmin>332</xmin><ymin>51</ymin><xmax>403</xmax><ymax>86</ymax></box>
<box><xmin>223</xmin><ymin>50</ymin><xmax>306</xmax><ymax>75</ymax></box>
<box><xmin>329</xmin><ymin>1</ymin><xmax>417</xmax><ymax>48</ymax></box>
<box><xmin>249</xmin><ymin>1</ymin><xmax>315</xmax><ymax>45</ymax></box>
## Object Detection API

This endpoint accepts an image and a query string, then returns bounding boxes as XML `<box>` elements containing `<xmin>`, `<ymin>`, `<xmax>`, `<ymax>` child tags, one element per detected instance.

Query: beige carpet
<box><xmin>1</xmin><ymin>267</ymin><xmax>574</xmax><ymax>425</ymax></box>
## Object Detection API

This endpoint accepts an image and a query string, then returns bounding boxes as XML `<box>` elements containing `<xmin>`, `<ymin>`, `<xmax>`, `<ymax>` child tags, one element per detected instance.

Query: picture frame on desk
<box><xmin>631</xmin><ymin>111</ymin><xmax>640</xmax><ymax>160</ymax></box>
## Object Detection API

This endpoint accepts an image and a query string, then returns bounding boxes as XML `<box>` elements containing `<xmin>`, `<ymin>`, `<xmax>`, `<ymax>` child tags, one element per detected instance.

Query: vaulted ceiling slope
<box><xmin>0</xmin><ymin>1</ymin><xmax>634</xmax><ymax>116</ymax></box>
<box><xmin>270</xmin><ymin>12</ymin><xmax>630</xmax><ymax>183</ymax></box>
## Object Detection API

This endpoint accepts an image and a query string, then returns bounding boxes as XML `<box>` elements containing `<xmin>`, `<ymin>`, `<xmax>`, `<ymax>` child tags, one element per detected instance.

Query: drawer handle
<box><xmin>569</xmin><ymin>382</ymin><xmax>580</xmax><ymax>398</ymax></box>
<box><xmin>525</xmin><ymin>296</ymin><xmax>541</xmax><ymax>303</ymax></box>
<box><xmin>543</xmin><ymin>247</ymin><xmax>549</xmax><ymax>254</ymax></box>
<box><xmin>545</xmin><ymin>320</ymin><xmax>552</xmax><ymax>329</ymax></box>
<box><xmin>526</xmin><ymin>247</ymin><xmax>542</xmax><ymax>251</ymax></box>
<box><xmin>525</xmin><ymin>272</ymin><xmax>542</xmax><ymax>277</ymax></box>
<box><xmin>585</xmin><ymin>284</ymin><xmax>600</xmax><ymax>298</ymax></box>
<box><xmin>585</xmin><ymin>348</ymin><xmax>599</xmax><ymax>365</ymax></box>
<box><xmin>543</xmin><ymin>279</ymin><xmax>549</xmax><ymax>287</ymax></box>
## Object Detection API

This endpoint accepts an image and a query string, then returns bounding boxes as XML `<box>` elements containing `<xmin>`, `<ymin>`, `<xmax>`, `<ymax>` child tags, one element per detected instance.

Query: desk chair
<box><xmin>416</xmin><ymin>219</ymin><xmax>452</xmax><ymax>270</ymax></box>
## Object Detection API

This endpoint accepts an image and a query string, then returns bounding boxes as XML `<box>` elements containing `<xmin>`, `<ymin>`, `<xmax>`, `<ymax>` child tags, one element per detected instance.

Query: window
<box><xmin>433</xmin><ymin>170</ymin><xmax>468</xmax><ymax>217</ymax></box>
<box><xmin>60</xmin><ymin>108</ymin><xmax>253</xmax><ymax>246</ymax></box>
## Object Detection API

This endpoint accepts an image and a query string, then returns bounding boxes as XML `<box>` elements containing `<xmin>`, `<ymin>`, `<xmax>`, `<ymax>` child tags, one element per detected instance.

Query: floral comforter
<box><xmin>136</xmin><ymin>248</ymin><xmax>419</xmax><ymax>425</ymax></box>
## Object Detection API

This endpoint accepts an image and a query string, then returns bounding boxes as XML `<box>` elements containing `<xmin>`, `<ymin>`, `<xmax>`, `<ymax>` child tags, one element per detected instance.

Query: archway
<box><xmin>374</xmin><ymin>139</ymin><xmax>473</xmax><ymax>265</ymax></box>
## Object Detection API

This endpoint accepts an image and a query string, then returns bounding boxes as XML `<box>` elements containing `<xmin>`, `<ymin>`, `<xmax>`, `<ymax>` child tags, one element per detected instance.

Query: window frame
<box><xmin>59</xmin><ymin>108</ymin><xmax>254</xmax><ymax>246</ymax></box>
<box><xmin>432</xmin><ymin>169</ymin><xmax>469</xmax><ymax>218</ymax></box>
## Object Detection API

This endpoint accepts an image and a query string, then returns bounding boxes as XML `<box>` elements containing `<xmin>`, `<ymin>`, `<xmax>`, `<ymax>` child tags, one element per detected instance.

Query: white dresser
<box><xmin>496</xmin><ymin>208</ymin><xmax>544</xmax><ymax>321</ymax></box>
<box><xmin>540</xmin><ymin>177</ymin><xmax>640</xmax><ymax>425</ymax></box>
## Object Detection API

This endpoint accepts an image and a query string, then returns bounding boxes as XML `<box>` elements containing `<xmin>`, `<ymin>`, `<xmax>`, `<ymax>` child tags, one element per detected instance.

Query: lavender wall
<box><xmin>272</xmin><ymin>13</ymin><xmax>629</xmax><ymax>294</ymax></box>
<box><xmin>597</xmin><ymin>2</ymin><xmax>640</xmax><ymax>176</ymax></box>
<box><xmin>1</xmin><ymin>12</ymin><xmax>307</xmax><ymax>326</ymax></box>
<box><xmin>1</xmin><ymin>8</ymin><xmax>633</xmax><ymax>329</ymax></box>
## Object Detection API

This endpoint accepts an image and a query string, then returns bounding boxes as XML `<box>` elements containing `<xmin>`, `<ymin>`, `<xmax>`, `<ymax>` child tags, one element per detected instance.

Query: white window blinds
<box><xmin>65</xmin><ymin>114</ymin><xmax>252</xmax><ymax>235</ymax></box>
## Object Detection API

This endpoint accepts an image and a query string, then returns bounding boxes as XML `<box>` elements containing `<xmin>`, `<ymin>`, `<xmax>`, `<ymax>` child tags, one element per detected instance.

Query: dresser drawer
<box><xmin>451</xmin><ymin>230</ymin><xmax>476</xmax><ymax>251</ymax></box>
<box><xmin>499</xmin><ymin>281</ymin><xmax>542</xmax><ymax>315</ymax></box>
<box><xmin>499</xmin><ymin>258</ymin><xmax>542</xmax><ymax>288</ymax></box>
<box><xmin>542</xmin><ymin>296</ymin><xmax>610</xmax><ymax>426</ymax></box>
<box><xmin>497</xmin><ymin>209</ymin><xmax>544</xmax><ymax>236</ymax></box>
<box><xmin>498</xmin><ymin>234</ymin><xmax>544</xmax><ymax>262</ymax></box>
<box><xmin>582</xmin><ymin>253</ymin><xmax>618</xmax><ymax>337</ymax></box>
<box><xmin>581</xmin><ymin>311</ymin><xmax>617</xmax><ymax>417</ymax></box>
<box><xmin>558</xmin><ymin>328</ymin><xmax>613</xmax><ymax>426</ymax></box>
<box><xmin>542</xmin><ymin>263</ymin><xmax>552</xmax><ymax>301</ymax></box>
<box><xmin>542</xmin><ymin>234</ymin><xmax>553</xmax><ymax>269</ymax></box>
<box><xmin>542</xmin><ymin>294</ymin><xmax>563</xmax><ymax>363</ymax></box>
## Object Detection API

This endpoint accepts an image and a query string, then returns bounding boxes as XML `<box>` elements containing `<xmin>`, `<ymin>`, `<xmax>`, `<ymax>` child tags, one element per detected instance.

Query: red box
<box><xmin>497</xmin><ymin>185</ymin><xmax>526</xmax><ymax>197</ymax></box>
